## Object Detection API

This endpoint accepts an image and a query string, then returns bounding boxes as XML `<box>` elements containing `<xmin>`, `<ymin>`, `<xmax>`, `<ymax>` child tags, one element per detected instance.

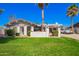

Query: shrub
<box><xmin>27</xmin><ymin>31</ymin><xmax>31</xmax><ymax>36</ymax></box>
<box><xmin>5</xmin><ymin>29</ymin><xmax>15</xmax><ymax>36</ymax></box>
<box><xmin>52</xmin><ymin>30</ymin><xmax>58</xmax><ymax>36</ymax></box>
<box><xmin>16</xmin><ymin>33</ymin><xmax>20</xmax><ymax>36</ymax></box>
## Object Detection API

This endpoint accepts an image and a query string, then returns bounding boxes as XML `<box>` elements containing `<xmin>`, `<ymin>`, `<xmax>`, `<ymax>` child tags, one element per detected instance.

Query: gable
<box><xmin>5</xmin><ymin>19</ymin><xmax>37</xmax><ymax>27</ymax></box>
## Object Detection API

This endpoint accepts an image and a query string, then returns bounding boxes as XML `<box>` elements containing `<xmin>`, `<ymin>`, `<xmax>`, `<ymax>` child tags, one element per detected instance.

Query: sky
<box><xmin>0</xmin><ymin>3</ymin><xmax>79</xmax><ymax>26</ymax></box>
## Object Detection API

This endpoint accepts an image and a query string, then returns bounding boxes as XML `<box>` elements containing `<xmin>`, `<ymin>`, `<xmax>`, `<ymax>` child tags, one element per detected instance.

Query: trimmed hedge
<box><xmin>16</xmin><ymin>33</ymin><xmax>20</xmax><ymax>36</ymax></box>
<box><xmin>5</xmin><ymin>29</ymin><xmax>15</xmax><ymax>36</ymax></box>
<box><xmin>52</xmin><ymin>30</ymin><xmax>58</xmax><ymax>36</ymax></box>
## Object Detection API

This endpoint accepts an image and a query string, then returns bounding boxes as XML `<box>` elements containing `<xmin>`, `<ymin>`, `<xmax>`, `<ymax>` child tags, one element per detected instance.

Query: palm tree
<box><xmin>67</xmin><ymin>4</ymin><xmax>78</xmax><ymax>33</ymax></box>
<box><xmin>0</xmin><ymin>9</ymin><xmax>4</xmax><ymax>15</ymax></box>
<box><xmin>38</xmin><ymin>3</ymin><xmax>48</xmax><ymax>31</ymax></box>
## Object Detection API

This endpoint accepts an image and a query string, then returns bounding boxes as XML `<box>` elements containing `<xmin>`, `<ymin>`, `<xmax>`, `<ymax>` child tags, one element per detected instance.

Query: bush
<box><xmin>5</xmin><ymin>29</ymin><xmax>15</xmax><ymax>36</ymax></box>
<box><xmin>16</xmin><ymin>33</ymin><xmax>20</xmax><ymax>36</ymax></box>
<box><xmin>52</xmin><ymin>30</ymin><xmax>58</xmax><ymax>36</ymax></box>
<box><xmin>27</xmin><ymin>31</ymin><xmax>31</xmax><ymax>36</ymax></box>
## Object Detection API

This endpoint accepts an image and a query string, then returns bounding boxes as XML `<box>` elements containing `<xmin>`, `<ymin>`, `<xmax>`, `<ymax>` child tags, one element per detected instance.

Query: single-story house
<box><xmin>4</xmin><ymin>19</ymin><xmax>61</xmax><ymax>37</ymax></box>
<box><xmin>5</xmin><ymin>19</ymin><xmax>36</xmax><ymax>36</ymax></box>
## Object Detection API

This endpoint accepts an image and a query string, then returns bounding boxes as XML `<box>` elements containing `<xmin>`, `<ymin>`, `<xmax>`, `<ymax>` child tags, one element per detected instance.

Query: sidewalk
<box><xmin>61</xmin><ymin>34</ymin><xmax>79</xmax><ymax>40</ymax></box>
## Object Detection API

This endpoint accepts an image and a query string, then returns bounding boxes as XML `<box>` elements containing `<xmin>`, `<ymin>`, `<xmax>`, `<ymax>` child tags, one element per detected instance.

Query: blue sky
<box><xmin>0</xmin><ymin>3</ymin><xmax>79</xmax><ymax>26</ymax></box>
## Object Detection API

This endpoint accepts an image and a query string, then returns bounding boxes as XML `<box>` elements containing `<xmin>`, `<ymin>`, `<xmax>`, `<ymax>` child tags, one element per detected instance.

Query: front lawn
<box><xmin>0</xmin><ymin>37</ymin><xmax>79</xmax><ymax>56</ymax></box>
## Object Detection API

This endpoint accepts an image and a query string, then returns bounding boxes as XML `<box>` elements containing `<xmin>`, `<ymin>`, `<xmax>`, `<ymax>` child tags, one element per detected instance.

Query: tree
<box><xmin>67</xmin><ymin>4</ymin><xmax>78</xmax><ymax>33</ymax></box>
<box><xmin>38</xmin><ymin>3</ymin><xmax>48</xmax><ymax>31</ymax></box>
<box><xmin>0</xmin><ymin>9</ymin><xmax>4</xmax><ymax>15</ymax></box>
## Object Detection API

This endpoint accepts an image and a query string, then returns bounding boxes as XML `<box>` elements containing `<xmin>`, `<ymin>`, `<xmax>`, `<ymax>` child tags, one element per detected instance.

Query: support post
<box><xmin>17</xmin><ymin>26</ymin><xmax>20</xmax><ymax>33</ymax></box>
<box><xmin>24</xmin><ymin>26</ymin><xmax>27</xmax><ymax>36</ymax></box>
<box><xmin>46</xmin><ymin>27</ymin><xmax>49</xmax><ymax>37</ymax></box>
<box><xmin>58</xmin><ymin>27</ymin><xmax>61</xmax><ymax>37</ymax></box>
<box><xmin>31</xmin><ymin>26</ymin><xmax>34</xmax><ymax>32</ymax></box>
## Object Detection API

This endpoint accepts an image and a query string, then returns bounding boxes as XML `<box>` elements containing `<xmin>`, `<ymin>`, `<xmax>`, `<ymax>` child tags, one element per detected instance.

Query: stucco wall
<box><xmin>31</xmin><ymin>32</ymin><xmax>49</xmax><ymax>37</ymax></box>
<box><xmin>75</xmin><ymin>27</ymin><xmax>79</xmax><ymax>33</ymax></box>
<box><xmin>0</xmin><ymin>29</ymin><xmax>5</xmax><ymax>37</ymax></box>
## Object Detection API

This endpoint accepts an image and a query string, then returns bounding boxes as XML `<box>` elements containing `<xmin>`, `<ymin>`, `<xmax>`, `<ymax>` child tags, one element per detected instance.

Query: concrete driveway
<box><xmin>61</xmin><ymin>34</ymin><xmax>79</xmax><ymax>40</ymax></box>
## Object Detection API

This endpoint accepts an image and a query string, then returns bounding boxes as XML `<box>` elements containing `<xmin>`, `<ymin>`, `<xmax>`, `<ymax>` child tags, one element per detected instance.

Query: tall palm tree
<box><xmin>38</xmin><ymin>3</ymin><xmax>48</xmax><ymax>31</ymax></box>
<box><xmin>0</xmin><ymin>9</ymin><xmax>4</xmax><ymax>15</ymax></box>
<box><xmin>67</xmin><ymin>4</ymin><xmax>78</xmax><ymax>33</ymax></box>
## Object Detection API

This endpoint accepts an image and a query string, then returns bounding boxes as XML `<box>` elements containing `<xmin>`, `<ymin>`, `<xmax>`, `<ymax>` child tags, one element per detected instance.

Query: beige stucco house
<box><xmin>4</xmin><ymin>19</ymin><xmax>61</xmax><ymax>37</ymax></box>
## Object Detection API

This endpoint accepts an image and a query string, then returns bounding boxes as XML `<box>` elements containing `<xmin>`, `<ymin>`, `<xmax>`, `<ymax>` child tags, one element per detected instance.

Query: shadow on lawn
<box><xmin>0</xmin><ymin>37</ymin><xmax>16</xmax><ymax>43</ymax></box>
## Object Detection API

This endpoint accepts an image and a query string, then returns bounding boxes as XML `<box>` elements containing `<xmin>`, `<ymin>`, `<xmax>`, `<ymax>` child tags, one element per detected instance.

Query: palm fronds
<box><xmin>67</xmin><ymin>4</ymin><xmax>78</xmax><ymax>16</ymax></box>
<box><xmin>0</xmin><ymin>9</ymin><xmax>4</xmax><ymax>15</ymax></box>
<box><xmin>38</xmin><ymin>3</ymin><xmax>48</xmax><ymax>9</ymax></box>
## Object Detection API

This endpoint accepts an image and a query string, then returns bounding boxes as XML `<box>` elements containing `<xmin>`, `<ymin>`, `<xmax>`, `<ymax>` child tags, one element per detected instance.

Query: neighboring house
<box><xmin>74</xmin><ymin>22</ymin><xmax>79</xmax><ymax>33</ymax></box>
<box><xmin>68</xmin><ymin>22</ymin><xmax>79</xmax><ymax>34</ymax></box>
<box><xmin>4</xmin><ymin>19</ymin><xmax>61</xmax><ymax>37</ymax></box>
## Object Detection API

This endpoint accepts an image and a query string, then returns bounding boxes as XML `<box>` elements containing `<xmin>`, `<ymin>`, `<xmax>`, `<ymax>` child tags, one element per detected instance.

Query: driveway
<box><xmin>61</xmin><ymin>34</ymin><xmax>79</xmax><ymax>40</ymax></box>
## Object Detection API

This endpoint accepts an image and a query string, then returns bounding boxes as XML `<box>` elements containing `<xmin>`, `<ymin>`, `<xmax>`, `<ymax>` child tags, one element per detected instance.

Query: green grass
<box><xmin>0</xmin><ymin>37</ymin><xmax>79</xmax><ymax>56</ymax></box>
